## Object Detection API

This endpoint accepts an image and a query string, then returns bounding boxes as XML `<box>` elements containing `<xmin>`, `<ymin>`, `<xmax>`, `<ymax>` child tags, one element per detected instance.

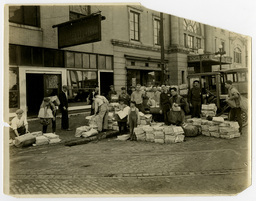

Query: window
<box><xmin>9</xmin><ymin>67</ymin><xmax>19</xmax><ymax>111</ymax></box>
<box><xmin>188</xmin><ymin>35</ymin><xmax>194</xmax><ymax>49</ymax></box>
<box><xmin>234</xmin><ymin>47</ymin><xmax>242</xmax><ymax>64</ymax></box>
<box><xmin>183</xmin><ymin>19</ymin><xmax>201</xmax><ymax>35</ymax></box>
<box><xmin>67</xmin><ymin>70</ymin><xmax>97</xmax><ymax>105</ymax></box>
<box><xmin>154</xmin><ymin>19</ymin><xmax>160</xmax><ymax>45</ymax></box>
<box><xmin>221</xmin><ymin>41</ymin><xmax>225</xmax><ymax>51</ymax></box>
<box><xmin>130</xmin><ymin>11</ymin><xmax>140</xmax><ymax>41</ymax></box>
<box><xmin>184</xmin><ymin>34</ymin><xmax>187</xmax><ymax>47</ymax></box>
<box><xmin>181</xmin><ymin>71</ymin><xmax>185</xmax><ymax>84</ymax></box>
<box><xmin>9</xmin><ymin>6</ymin><xmax>40</xmax><ymax>27</ymax></box>
<box><xmin>196</xmin><ymin>38</ymin><xmax>201</xmax><ymax>49</ymax></box>
<box><xmin>69</xmin><ymin>5</ymin><xmax>91</xmax><ymax>20</ymax></box>
<box><xmin>9</xmin><ymin>44</ymin><xmax>17</xmax><ymax>65</ymax></box>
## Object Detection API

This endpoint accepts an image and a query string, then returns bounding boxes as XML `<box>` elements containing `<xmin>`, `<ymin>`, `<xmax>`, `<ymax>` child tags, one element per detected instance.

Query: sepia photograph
<box><xmin>1</xmin><ymin>0</ymin><xmax>254</xmax><ymax>199</ymax></box>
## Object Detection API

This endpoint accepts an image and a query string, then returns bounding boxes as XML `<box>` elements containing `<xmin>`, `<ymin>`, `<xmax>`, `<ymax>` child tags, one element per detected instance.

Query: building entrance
<box><xmin>26</xmin><ymin>73</ymin><xmax>61</xmax><ymax>117</ymax></box>
<box><xmin>99</xmin><ymin>72</ymin><xmax>113</xmax><ymax>97</ymax></box>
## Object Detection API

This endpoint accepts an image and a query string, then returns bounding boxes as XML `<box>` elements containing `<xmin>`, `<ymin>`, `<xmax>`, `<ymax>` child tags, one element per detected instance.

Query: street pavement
<box><xmin>7</xmin><ymin>113</ymin><xmax>250</xmax><ymax>196</ymax></box>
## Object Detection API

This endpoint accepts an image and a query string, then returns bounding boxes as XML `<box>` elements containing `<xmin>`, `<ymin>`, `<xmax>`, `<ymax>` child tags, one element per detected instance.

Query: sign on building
<box><xmin>53</xmin><ymin>14</ymin><xmax>102</xmax><ymax>48</ymax></box>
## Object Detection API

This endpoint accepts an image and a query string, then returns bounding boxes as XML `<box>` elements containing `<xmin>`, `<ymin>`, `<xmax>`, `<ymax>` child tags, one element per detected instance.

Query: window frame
<box><xmin>9</xmin><ymin>6</ymin><xmax>40</xmax><ymax>27</ymax></box>
<box><xmin>153</xmin><ymin>18</ymin><xmax>160</xmax><ymax>45</ymax></box>
<box><xmin>129</xmin><ymin>10</ymin><xmax>140</xmax><ymax>42</ymax></box>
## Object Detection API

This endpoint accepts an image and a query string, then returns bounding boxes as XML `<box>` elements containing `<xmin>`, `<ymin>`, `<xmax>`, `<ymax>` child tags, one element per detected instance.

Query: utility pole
<box><xmin>160</xmin><ymin>12</ymin><xmax>165</xmax><ymax>85</ymax></box>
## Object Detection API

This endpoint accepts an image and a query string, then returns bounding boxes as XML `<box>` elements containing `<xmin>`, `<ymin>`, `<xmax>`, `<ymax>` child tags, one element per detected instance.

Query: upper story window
<box><xmin>130</xmin><ymin>11</ymin><xmax>140</xmax><ymax>41</ymax></box>
<box><xmin>9</xmin><ymin>6</ymin><xmax>40</xmax><ymax>27</ymax></box>
<box><xmin>187</xmin><ymin>35</ymin><xmax>194</xmax><ymax>49</ymax></box>
<box><xmin>69</xmin><ymin>5</ymin><xmax>91</xmax><ymax>20</ymax></box>
<box><xmin>183</xmin><ymin>19</ymin><xmax>202</xmax><ymax>50</ymax></box>
<box><xmin>234</xmin><ymin>47</ymin><xmax>242</xmax><ymax>64</ymax></box>
<box><xmin>153</xmin><ymin>18</ymin><xmax>160</xmax><ymax>45</ymax></box>
<box><xmin>183</xmin><ymin>19</ymin><xmax>201</xmax><ymax>35</ymax></box>
<box><xmin>221</xmin><ymin>41</ymin><xmax>225</xmax><ymax>51</ymax></box>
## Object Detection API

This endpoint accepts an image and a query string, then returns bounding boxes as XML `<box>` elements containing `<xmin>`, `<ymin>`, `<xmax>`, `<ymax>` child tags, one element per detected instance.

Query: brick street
<box><xmin>7</xmin><ymin>115</ymin><xmax>250</xmax><ymax>196</ymax></box>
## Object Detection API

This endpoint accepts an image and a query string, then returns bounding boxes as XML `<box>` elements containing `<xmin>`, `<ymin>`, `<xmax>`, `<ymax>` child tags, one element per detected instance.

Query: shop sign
<box><xmin>53</xmin><ymin>14</ymin><xmax>102</xmax><ymax>48</ymax></box>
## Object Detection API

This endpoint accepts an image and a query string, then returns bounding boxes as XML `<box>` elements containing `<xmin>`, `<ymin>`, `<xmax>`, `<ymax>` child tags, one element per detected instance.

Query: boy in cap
<box><xmin>10</xmin><ymin>109</ymin><xmax>29</xmax><ymax>139</ymax></box>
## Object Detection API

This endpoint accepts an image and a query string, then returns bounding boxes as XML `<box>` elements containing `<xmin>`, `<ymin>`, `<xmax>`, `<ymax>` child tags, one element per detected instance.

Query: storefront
<box><xmin>125</xmin><ymin>55</ymin><xmax>167</xmax><ymax>89</ymax></box>
<box><xmin>9</xmin><ymin>44</ymin><xmax>114</xmax><ymax>117</ymax></box>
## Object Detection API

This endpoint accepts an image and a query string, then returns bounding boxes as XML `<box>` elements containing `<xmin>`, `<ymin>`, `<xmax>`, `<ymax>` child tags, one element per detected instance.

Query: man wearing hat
<box><xmin>118</xmin><ymin>87</ymin><xmax>130</xmax><ymax>106</ymax></box>
<box><xmin>107</xmin><ymin>85</ymin><xmax>117</xmax><ymax>101</ymax></box>
<box><xmin>10</xmin><ymin>109</ymin><xmax>29</xmax><ymax>139</ymax></box>
<box><xmin>59</xmin><ymin>85</ymin><xmax>71</xmax><ymax>131</ymax></box>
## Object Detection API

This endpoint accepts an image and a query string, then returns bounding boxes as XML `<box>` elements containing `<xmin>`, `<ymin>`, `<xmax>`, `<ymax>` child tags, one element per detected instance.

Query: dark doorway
<box><xmin>26</xmin><ymin>73</ymin><xmax>61</xmax><ymax>117</ymax></box>
<box><xmin>26</xmin><ymin>74</ymin><xmax>44</xmax><ymax>117</ymax></box>
<box><xmin>99</xmin><ymin>72</ymin><xmax>113</xmax><ymax>97</ymax></box>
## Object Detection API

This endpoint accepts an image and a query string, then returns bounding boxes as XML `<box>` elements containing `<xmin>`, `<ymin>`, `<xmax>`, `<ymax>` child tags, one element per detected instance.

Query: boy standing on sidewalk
<box><xmin>127</xmin><ymin>101</ymin><xmax>140</xmax><ymax>141</ymax></box>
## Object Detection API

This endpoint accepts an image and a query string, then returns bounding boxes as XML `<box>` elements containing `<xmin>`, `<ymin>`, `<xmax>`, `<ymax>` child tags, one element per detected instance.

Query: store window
<box><xmin>67</xmin><ymin>70</ymin><xmax>97</xmax><ymax>105</ymax></box>
<box><xmin>9</xmin><ymin>6</ymin><xmax>40</xmax><ymax>27</ymax></box>
<box><xmin>9</xmin><ymin>67</ymin><xmax>19</xmax><ymax>112</ymax></box>
<box><xmin>234</xmin><ymin>47</ymin><xmax>242</xmax><ymax>64</ymax></box>
<box><xmin>154</xmin><ymin>18</ymin><xmax>160</xmax><ymax>45</ymax></box>
<box><xmin>127</xmin><ymin>70</ymin><xmax>161</xmax><ymax>87</ymax></box>
<box><xmin>130</xmin><ymin>11</ymin><xmax>140</xmax><ymax>41</ymax></box>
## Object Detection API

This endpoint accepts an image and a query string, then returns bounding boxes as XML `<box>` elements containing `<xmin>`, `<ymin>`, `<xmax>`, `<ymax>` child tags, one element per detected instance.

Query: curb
<box><xmin>64</xmin><ymin>130</ymin><xmax>120</xmax><ymax>146</ymax></box>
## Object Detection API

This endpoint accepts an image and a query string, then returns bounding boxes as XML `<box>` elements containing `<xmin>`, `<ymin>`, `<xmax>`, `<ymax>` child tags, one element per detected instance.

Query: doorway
<box><xmin>26</xmin><ymin>73</ymin><xmax>61</xmax><ymax>117</ymax></box>
<box><xmin>99</xmin><ymin>72</ymin><xmax>113</xmax><ymax>97</ymax></box>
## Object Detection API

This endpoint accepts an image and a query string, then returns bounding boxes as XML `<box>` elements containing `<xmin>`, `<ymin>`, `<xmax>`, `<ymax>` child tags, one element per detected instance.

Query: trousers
<box><xmin>96</xmin><ymin>103</ymin><xmax>109</xmax><ymax>132</ymax></box>
<box><xmin>229</xmin><ymin>107</ymin><xmax>242</xmax><ymax>132</ymax></box>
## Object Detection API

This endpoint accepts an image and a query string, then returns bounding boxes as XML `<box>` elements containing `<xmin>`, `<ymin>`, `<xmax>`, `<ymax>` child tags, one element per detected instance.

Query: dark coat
<box><xmin>59</xmin><ymin>91</ymin><xmax>68</xmax><ymax>111</ymax></box>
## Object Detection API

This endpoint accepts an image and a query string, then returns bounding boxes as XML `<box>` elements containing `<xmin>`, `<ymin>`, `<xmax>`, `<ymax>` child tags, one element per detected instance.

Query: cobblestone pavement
<box><xmin>8</xmin><ymin>124</ymin><xmax>250</xmax><ymax>196</ymax></box>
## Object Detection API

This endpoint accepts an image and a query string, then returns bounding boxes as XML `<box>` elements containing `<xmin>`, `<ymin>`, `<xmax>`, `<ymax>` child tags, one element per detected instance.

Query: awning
<box><xmin>187</xmin><ymin>54</ymin><xmax>232</xmax><ymax>67</ymax></box>
<box><xmin>126</xmin><ymin>66</ymin><xmax>162</xmax><ymax>71</ymax></box>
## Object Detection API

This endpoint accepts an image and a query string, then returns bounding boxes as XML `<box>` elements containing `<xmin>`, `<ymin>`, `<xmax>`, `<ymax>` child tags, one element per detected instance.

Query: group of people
<box><xmin>10</xmin><ymin>79</ymin><xmax>244</xmax><ymax>141</ymax></box>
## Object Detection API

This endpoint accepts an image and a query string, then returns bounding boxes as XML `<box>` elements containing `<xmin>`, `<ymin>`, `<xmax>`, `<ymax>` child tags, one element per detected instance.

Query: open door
<box><xmin>99</xmin><ymin>72</ymin><xmax>114</xmax><ymax>97</ymax></box>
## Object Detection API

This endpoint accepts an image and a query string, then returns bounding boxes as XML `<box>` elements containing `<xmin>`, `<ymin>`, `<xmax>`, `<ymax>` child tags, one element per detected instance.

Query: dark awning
<box><xmin>126</xmin><ymin>66</ymin><xmax>162</xmax><ymax>71</ymax></box>
<box><xmin>187</xmin><ymin>54</ymin><xmax>232</xmax><ymax>67</ymax></box>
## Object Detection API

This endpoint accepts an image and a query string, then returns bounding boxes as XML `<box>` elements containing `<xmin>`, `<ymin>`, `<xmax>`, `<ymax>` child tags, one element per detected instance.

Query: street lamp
<box><xmin>215</xmin><ymin>44</ymin><xmax>226</xmax><ymax>70</ymax></box>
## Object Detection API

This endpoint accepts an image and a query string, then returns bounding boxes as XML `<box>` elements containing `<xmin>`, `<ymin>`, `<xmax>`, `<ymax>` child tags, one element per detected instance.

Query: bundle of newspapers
<box><xmin>133</xmin><ymin>124</ymin><xmax>185</xmax><ymax>144</ymax></box>
<box><xmin>187</xmin><ymin>117</ymin><xmax>240</xmax><ymax>139</ymax></box>
<box><xmin>201</xmin><ymin>104</ymin><xmax>217</xmax><ymax>117</ymax></box>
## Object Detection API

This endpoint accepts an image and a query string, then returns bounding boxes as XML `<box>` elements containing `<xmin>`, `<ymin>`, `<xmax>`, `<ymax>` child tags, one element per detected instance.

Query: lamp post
<box><xmin>215</xmin><ymin>44</ymin><xmax>226</xmax><ymax>70</ymax></box>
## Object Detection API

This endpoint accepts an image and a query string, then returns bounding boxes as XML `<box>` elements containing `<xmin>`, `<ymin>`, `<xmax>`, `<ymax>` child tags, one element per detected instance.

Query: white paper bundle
<box><xmin>154</xmin><ymin>139</ymin><xmax>164</xmax><ymax>144</ymax></box>
<box><xmin>192</xmin><ymin>120</ymin><xmax>202</xmax><ymax>126</ymax></box>
<box><xmin>172</xmin><ymin>126</ymin><xmax>184</xmax><ymax>134</ymax></box>
<box><xmin>112</xmin><ymin>125</ymin><xmax>119</xmax><ymax>131</ymax></box>
<box><xmin>212</xmin><ymin>117</ymin><xmax>224</xmax><ymax>123</ymax></box>
<box><xmin>75</xmin><ymin>126</ymin><xmax>91</xmax><ymax>137</ymax></box>
<box><xmin>228</xmin><ymin>121</ymin><xmax>240</xmax><ymax>129</ymax></box>
<box><xmin>14</xmin><ymin>133</ymin><xmax>36</xmax><ymax>147</ymax></box>
<box><xmin>49</xmin><ymin>138</ymin><xmax>61</xmax><ymax>144</ymax></box>
<box><xmin>43</xmin><ymin>133</ymin><xmax>59</xmax><ymax>139</ymax></box>
<box><xmin>201</xmin><ymin>125</ymin><xmax>209</xmax><ymax>131</ymax></box>
<box><xmin>175</xmin><ymin>135</ymin><xmax>185</xmax><ymax>143</ymax></box>
<box><xmin>30</xmin><ymin>131</ymin><xmax>43</xmax><ymax>137</ymax></box>
<box><xmin>210</xmin><ymin>132</ymin><xmax>220</xmax><ymax>138</ymax></box>
<box><xmin>201</xmin><ymin>110</ymin><xmax>216</xmax><ymax>117</ymax></box>
<box><xmin>134</xmin><ymin>127</ymin><xmax>145</xmax><ymax>135</ymax></box>
<box><xmin>201</xmin><ymin>119</ymin><xmax>209</xmax><ymax>125</ymax></box>
<box><xmin>117</xmin><ymin>134</ymin><xmax>130</xmax><ymax>141</ymax></box>
<box><xmin>209</xmin><ymin>126</ymin><xmax>219</xmax><ymax>132</ymax></box>
<box><xmin>36</xmin><ymin>136</ymin><xmax>49</xmax><ymax>146</ymax></box>
<box><xmin>202</xmin><ymin>131</ymin><xmax>211</xmax><ymax>136</ymax></box>
<box><xmin>153</xmin><ymin>126</ymin><xmax>164</xmax><ymax>131</ymax></box>
<box><xmin>165</xmin><ymin>135</ymin><xmax>176</xmax><ymax>143</ymax></box>
<box><xmin>219</xmin><ymin>122</ymin><xmax>230</xmax><ymax>127</ymax></box>
<box><xmin>140</xmin><ymin>120</ymin><xmax>147</xmax><ymax>125</ymax></box>
<box><xmin>163</xmin><ymin>126</ymin><xmax>174</xmax><ymax>135</ymax></box>
<box><xmin>146</xmin><ymin>134</ymin><xmax>155</xmax><ymax>142</ymax></box>
<box><xmin>154</xmin><ymin>131</ymin><xmax>165</xmax><ymax>139</ymax></box>
<box><xmin>82</xmin><ymin>129</ymin><xmax>98</xmax><ymax>138</ymax></box>
<box><xmin>143</xmin><ymin>127</ymin><xmax>154</xmax><ymax>134</ymax></box>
